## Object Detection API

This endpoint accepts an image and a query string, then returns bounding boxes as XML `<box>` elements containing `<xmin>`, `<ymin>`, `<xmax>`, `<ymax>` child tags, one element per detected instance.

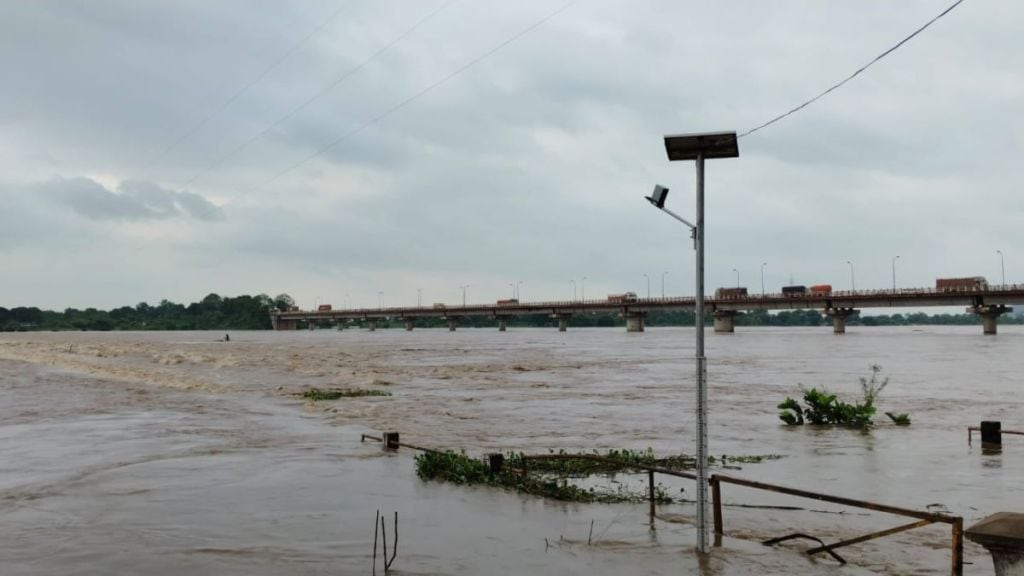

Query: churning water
<box><xmin>0</xmin><ymin>326</ymin><xmax>1020</xmax><ymax>574</ymax></box>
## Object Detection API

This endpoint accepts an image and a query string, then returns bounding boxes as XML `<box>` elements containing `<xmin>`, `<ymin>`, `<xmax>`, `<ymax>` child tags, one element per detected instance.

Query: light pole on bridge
<box><xmin>581</xmin><ymin>276</ymin><xmax>587</xmax><ymax>301</ymax></box>
<box><xmin>643</xmin><ymin>273</ymin><xmax>650</xmax><ymax>299</ymax></box>
<box><xmin>378</xmin><ymin>291</ymin><xmax>384</xmax><ymax>309</ymax></box>
<box><xmin>647</xmin><ymin>130</ymin><xmax>740</xmax><ymax>555</ymax></box>
<box><xmin>662</xmin><ymin>271</ymin><xmax>669</xmax><ymax>298</ymax></box>
<box><xmin>892</xmin><ymin>255</ymin><xmax>900</xmax><ymax>291</ymax></box>
<box><xmin>846</xmin><ymin>261</ymin><xmax>855</xmax><ymax>292</ymax></box>
<box><xmin>570</xmin><ymin>279</ymin><xmax>576</xmax><ymax>301</ymax></box>
<box><xmin>997</xmin><ymin>250</ymin><xmax>1005</xmax><ymax>285</ymax></box>
<box><xmin>760</xmin><ymin>262</ymin><xmax>767</xmax><ymax>295</ymax></box>
<box><xmin>417</xmin><ymin>288</ymin><xmax>422</xmax><ymax>308</ymax></box>
<box><xmin>517</xmin><ymin>280</ymin><xmax>523</xmax><ymax>300</ymax></box>
<box><xmin>460</xmin><ymin>285</ymin><xmax>469</xmax><ymax>307</ymax></box>
<box><xmin>732</xmin><ymin>268</ymin><xmax>739</xmax><ymax>289</ymax></box>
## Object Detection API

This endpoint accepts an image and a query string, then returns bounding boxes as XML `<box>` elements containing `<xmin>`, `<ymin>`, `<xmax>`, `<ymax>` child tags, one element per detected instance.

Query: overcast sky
<box><xmin>1</xmin><ymin>0</ymin><xmax>1021</xmax><ymax>310</ymax></box>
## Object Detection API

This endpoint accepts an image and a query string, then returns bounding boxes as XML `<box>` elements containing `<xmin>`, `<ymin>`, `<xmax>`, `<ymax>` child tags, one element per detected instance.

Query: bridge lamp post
<box><xmin>892</xmin><ymin>255</ymin><xmax>900</xmax><ymax>291</ymax></box>
<box><xmin>732</xmin><ymin>268</ymin><xmax>739</xmax><ymax>289</ymax></box>
<box><xmin>662</xmin><ymin>271</ymin><xmax>669</xmax><ymax>298</ymax></box>
<box><xmin>417</xmin><ymin>288</ymin><xmax>422</xmax><ymax>308</ymax></box>
<box><xmin>648</xmin><ymin>130</ymin><xmax>739</xmax><ymax>555</ymax></box>
<box><xmin>570</xmin><ymin>279</ymin><xmax>576</xmax><ymax>301</ymax></box>
<box><xmin>378</xmin><ymin>291</ymin><xmax>384</xmax><ymax>309</ymax></box>
<box><xmin>517</xmin><ymin>280</ymin><xmax>524</xmax><ymax>300</ymax></box>
<box><xmin>581</xmin><ymin>276</ymin><xmax>588</xmax><ymax>301</ymax></box>
<box><xmin>644</xmin><ymin>273</ymin><xmax>650</xmax><ymax>299</ymax></box>
<box><xmin>509</xmin><ymin>282</ymin><xmax>515</xmax><ymax>299</ymax></box>
<box><xmin>997</xmin><ymin>250</ymin><xmax>1005</xmax><ymax>285</ymax></box>
<box><xmin>846</xmin><ymin>261</ymin><xmax>855</xmax><ymax>292</ymax></box>
<box><xmin>760</xmin><ymin>262</ymin><xmax>767</xmax><ymax>295</ymax></box>
<box><xmin>460</xmin><ymin>285</ymin><xmax>469</xmax><ymax>307</ymax></box>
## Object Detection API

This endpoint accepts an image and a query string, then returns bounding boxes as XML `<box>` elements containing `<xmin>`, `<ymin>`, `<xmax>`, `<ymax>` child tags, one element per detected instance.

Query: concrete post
<box><xmin>826</xmin><ymin>308</ymin><xmax>858</xmax><ymax>334</ymax></box>
<box><xmin>447</xmin><ymin>318</ymin><xmax>458</xmax><ymax>332</ymax></box>
<box><xmin>498</xmin><ymin>319</ymin><xmax>507</xmax><ymax>332</ymax></box>
<box><xmin>556</xmin><ymin>314</ymin><xmax>570</xmax><ymax>332</ymax></box>
<box><xmin>965</xmin><ymin>512</ymin><xmax>1024</xmax><ymax>576</ymax></box>
<box><xmin>971</xmin><ymin>305</ymin><xmax>1012</xmax><ymax>335</ymax></box>
<box><xmin>625</xmin><ymin>311</ymin><xmax>646</xmax><ymax>333</ymax></box>
<box><xmin>404</xmin><ymin>319</ymin><xmax>415</xmax><ymax>331</ymax></box>
<box><xmin>713</xmin><ymin>310</ymin><xmax>738</xmax><ymax>333</ymax></box>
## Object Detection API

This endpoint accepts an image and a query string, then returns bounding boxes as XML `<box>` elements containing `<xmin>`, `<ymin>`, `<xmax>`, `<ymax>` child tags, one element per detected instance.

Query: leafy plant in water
<box><xmin>886</xmin><ymin>412</ymin><xmax>911</xmax><ymax>426</ymax></box>
<box><xmin>301</xmin><ymin>387</ymin><xmax>391</xmax><ymax>401</ymax></box>
<box><xmin>859</xmin><ymin>364</ymin><xmax>890</xmax><ymax>405</ymax></box>
<box><xmin>778</xmin><ymin>365</ymin><xmax>906</xmax><ymax>428</ymax></box>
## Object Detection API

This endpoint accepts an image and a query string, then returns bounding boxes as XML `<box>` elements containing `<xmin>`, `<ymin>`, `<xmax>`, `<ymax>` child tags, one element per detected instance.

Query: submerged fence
<box><xmin>364</xmin><ymin>434</ymin><xmax>964</xmax><ymax>575</ymax></box>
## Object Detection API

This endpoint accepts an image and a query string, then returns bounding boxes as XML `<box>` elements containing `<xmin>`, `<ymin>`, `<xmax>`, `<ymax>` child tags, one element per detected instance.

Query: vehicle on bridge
<box><xmin>607</xmin><ymin>292</ymin><xmax>638</xmax><ymax>303</ymax></box>
<box><xmin>432</xmin><ymin>303</ymin><xmax>446</xmax><ymax>309</ymax></box>
<box><xmin>496</xmin><ymin>299</ymin><xmax>519</xmax><ymax>306</ymax></box>
<box><xmin>317</xmin><ymin>304</ymin><xmax>332</xmax><ymax>312</ymax></box>
<box><xmin>782</xmin><ymin>285</ymin><xmax>807</xmax><ymax>296</ymax></box>
<box><xmin>715</xmin><ymin>287</ymin><xmax>748</xmax><ymax>299</ymax></box>
<box><xmin>809</xmin><ymin>284</ymin><xmax>832</xmax><ymax>295</ymax></box>
<box><xmin>936</xmin><ymin>277</ymin><xmax>988</xmax><ymax>291</ymax></box>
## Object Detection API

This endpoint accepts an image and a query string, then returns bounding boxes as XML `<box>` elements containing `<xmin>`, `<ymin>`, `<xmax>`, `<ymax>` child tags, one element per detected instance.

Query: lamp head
<box><xmin>647</xmin><ymin>185</ymin><xmax>669</xmax><ymax>209</ymax></box>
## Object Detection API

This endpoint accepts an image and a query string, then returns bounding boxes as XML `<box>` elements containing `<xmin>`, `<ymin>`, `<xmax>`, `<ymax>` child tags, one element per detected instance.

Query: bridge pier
<box><xmin>403</xmin><ymin>319</ymin><xmax>415</xmax><ymax>331</ymax></box>
<box><xmin>625</xmin><ymin>311</ymin><xmax>646</xmax><ymax>333</ymax></box>
<box><xmin>271</xmin><ymin>316</ymin><xmax>298</xmax><ymax>331</ymax></box>
<box><xmin>713</xmin><ymin>310</ymin><xmax>739</xmax><ymax>333</ymax></box>
<box><xmin>367</xmin><ymin>319</ymin><xmax>377</xmax><ymax>332</ymax></box>
<box><xmin>552</xmin><ymin>314</ymin><xmax>571</xmax><ymax>332</ymax></box>
<box><xmin>498</xmin><ymin>319</ymin><xmax>507</xmax><ymax>332</ymax></box>
<box><xmin>971</xmin><ymin>305</ymin><xmax>1012</xmax><ymax>335</ymax></box>
<box><xmin>447</xmin><ymin>318</ymin><xmax>458</xmax><ymax>332</ymax></box>
<box><xmin>826</xmin><ymin>308</ymin><xmax>858</xmax><ymax>334</ymax></box>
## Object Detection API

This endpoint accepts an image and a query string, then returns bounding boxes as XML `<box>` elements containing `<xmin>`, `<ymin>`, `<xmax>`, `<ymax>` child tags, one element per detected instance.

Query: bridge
<box><xmin>270</xmin><ymin>285</ymin><xmax>1023</xmax><ymax>335</ymax></box>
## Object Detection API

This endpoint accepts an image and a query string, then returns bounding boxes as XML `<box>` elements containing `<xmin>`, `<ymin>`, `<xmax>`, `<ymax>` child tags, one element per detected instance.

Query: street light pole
<box><xmin>846</xmin><ymin>261</ymin><xmax>855</xmax><ymax>292</ymax></box>
<box><xmin>644</xmin><ymin>273</ymin><xmax>650</xmax><ymax>299</ymax></box>
<box><xmin>732</xmin><ymin>268</ymin><xmax>739</xmax><ymax>289</ymax></box>
<box><xmin>517</xmin><ymin>280</ymin><xmax>524</xmax><ymax>300</ymax></box>
<box><xmin>650</xmin><ymin>130</ymin><xmax>739</xmax><ymax>555</ymax></box>
<box><xmin>760</xmin><ymin>262</ymin><xmax>767</xmax><ymax>295</ymax></box>
<box><xmin>417</xmin><ymin>288</ymin><xmax>422</xmax><ymax>308</ymax></box>
<box><xmin>460</xmin><ymin>285</ymin><xmax>469</xmax><ymax>307</ymax></box>
<box><xmin>892</xmin><ymin>255</ymin><xmax>900</xmax><ymax>291</ymax></box>
<box><xmin>378</xmin><ymin>291</ymin><xmax>384</xmax><ymax>309</ymax></box>
<box><xmin>570</xmin><ymin>280</ymin><xmax>576</xmax><ymax>301</ymax></box>
<box><xmin>662</xmin><ymin>271</ymin><xmax>669</xmax><ymax>298</ymax></box>
<box><xmin>997</xmin><ymin>250</ymin><xmax>1005</xmax><ymax>285</ymax></box>
<box><xmin>581</xmin><ymin>276</ymin><xmax>587</xmax><ymax>301</ymax></box>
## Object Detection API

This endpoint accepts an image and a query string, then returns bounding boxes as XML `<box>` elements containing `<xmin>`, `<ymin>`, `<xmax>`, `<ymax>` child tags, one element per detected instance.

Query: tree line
<box><xmin>1</xmin><ymin>294</ymin><xmax>1019</xmax><ymax>331</ymax></box>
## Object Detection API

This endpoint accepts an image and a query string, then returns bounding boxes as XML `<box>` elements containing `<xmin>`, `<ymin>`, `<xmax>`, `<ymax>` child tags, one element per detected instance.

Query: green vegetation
<box><xmin>0</xmin><ymin>293</ymin><xmax>295</xmax><ymax>331</ymax></box>
<box><xmin>300</xmin><ymin>387</ymin><xmax>391</xmax><ymax>400</ymax></box>
<box><xmin>778</xmin><ymin>365</ymin><xmax>909</xmax><ymax>428</ymax></box>
<box><xmin>414</xmin><ymin>449</ymin><xmax>782</xmax><ymax>504</ymax></box>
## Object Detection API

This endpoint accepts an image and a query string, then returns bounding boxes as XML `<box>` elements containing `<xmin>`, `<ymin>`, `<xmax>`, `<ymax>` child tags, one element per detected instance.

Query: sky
<box><xmin>1</xmin><ymin>0</ymin><xmax>1021</xmax><ymax>311</ymax></box>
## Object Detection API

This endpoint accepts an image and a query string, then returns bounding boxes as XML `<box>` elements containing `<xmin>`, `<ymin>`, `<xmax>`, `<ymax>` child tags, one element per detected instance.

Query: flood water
<box><xmin>1</xmin><ymin>326</ymin><xmax>1020</xmax><ymax>575</ymax></box>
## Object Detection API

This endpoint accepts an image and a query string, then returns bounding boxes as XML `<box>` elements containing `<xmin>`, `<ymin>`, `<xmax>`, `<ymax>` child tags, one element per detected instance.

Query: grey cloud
<box><xmin>37</xmin><ymin>177</ymin><xmax>223</xmax><ymax>221</ymax></box>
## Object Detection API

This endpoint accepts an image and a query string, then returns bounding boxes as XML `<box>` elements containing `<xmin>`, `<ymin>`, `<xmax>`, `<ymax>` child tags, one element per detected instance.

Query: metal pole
<box><xmin>644</xmin><ymin>274</ymin><xmax>650</xmax><ymax>298</ymax></box>
<box><xmin>695</xmin><ymin>151</ymin><xmax>709</xmax><ymax>554</ymax></box>
<box><xmin>760</xmin><ymin>262</ymin><xmax>766</xmax><ymax>295</ymax></box>
<box><xmin>891</xmin><ymin>256</ymin><xmax>900</xmax><ymax>291</ymax></box>
<box><xmin>662</xmin><ymin>271</ymin><xmax>668</xmax><ymax>298</ymax></box>
<box><xmin>847</xmin><ymin>260</ymin><xmax>855</xmax><ymax>292</ymax></box>
<box><xmin>997</xmin><ymin>250</ymin><xmax>1005</xmax><ymax>285</ymax></box>
<box><xmin>582</xmin><ymin>276</ymin><xmax>587</xmax><ymax>301</ymax></box>
<box><xmin>570</xmin><ymin>280</ymin><xmax>576</xmax><ymax>301</ymax></box>
<box><xmin>732</xmin><ymin>268</ymin><xmax>739</xmax><ymax>289</ymax></box>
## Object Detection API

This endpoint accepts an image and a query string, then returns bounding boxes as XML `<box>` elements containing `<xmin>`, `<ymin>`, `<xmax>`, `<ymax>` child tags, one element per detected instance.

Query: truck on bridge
<box><xmin>715</xmin><ymin>287</ymin><xmax>748</xmax><ymax>298</ymax></box>
<box><xmin>936</xmin><ymin>277</ymin><xmax>987</xmax><ymax>291</ymax></box>
<box><xmin>496</xmin><ymin>299</ymin><xmax>519</xmax><ymax>306</ymax></box>
<box><xmin>607</xmin><ymin>292</ymin><xmax>638</xmax><ymax>303</ymax></box>
<box><xmin>317</xmin><ymin>304</ymin><xmax>332</xmax><ymax>312</ymax></box>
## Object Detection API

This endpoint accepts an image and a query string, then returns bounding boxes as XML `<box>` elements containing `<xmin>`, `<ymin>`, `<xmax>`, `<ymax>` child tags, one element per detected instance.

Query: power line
<box><xmin>739</xmin><ymin>0</ymin><xmax>965</xmax><ymax>139</ymax></box>
<box><xmin>180</xmin><ymin>0</ymin><xmax>458</xmax><ymax>189</ymax></box>
<box><xmin>152</xmin><ymin>1</ymin><xmax>355</xmax><ymax>163</ymax></box>
<box><xmin>227</xmin><ymin>0</ymin><xmax>578</xmax><ymax>205</ymax></box>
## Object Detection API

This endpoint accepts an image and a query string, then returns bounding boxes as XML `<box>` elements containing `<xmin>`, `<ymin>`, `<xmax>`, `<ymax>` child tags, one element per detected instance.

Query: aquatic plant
<box><xmin>301</xmin><ymin>387</ymin><xmax>391</xmax><ymax>401</ymax></box>
<box><xmin>413</xmin><ymin>449</ymin><xmax>782</xmax><ymax>504</ymax></box>
<box><xmin>886</xmin><ymin>412</ymin><xmax>911</xmax><ymax>426</ymax></box>
<box><xmin>778</xmin><ymin>366</ymin><xmax>909</xmax><ymax>428</ymax></box>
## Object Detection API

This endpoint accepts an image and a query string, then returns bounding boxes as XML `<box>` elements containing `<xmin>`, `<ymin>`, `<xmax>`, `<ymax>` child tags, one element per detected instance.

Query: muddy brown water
<box><xmin>0</xmin><ymin>326</ymin><xmax>1020</xmax><ymax>574</ymax></box>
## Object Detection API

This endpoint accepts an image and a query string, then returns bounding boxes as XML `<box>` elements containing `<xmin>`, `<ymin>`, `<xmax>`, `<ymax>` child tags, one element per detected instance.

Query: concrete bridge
<box><xmin>270</xmin><ymin>285</ymin><xmax>1023</xmax><ymax>335</ymax></box>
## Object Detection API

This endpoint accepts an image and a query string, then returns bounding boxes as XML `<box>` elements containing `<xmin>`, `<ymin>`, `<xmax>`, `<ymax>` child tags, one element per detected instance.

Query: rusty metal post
<box><xmin>711</xmin><ymin>476</ymin><xmax>723</xmax><ymax>541</ymax></box>
<box><xmin>648</xmin><ymin>470</ymin><xmax>656</xmax><ymax>525</ymax></box>
<box><xmin>952</xmin><ymin>516</ymin><xmax>963</xmax><ymax>576</ymax></box>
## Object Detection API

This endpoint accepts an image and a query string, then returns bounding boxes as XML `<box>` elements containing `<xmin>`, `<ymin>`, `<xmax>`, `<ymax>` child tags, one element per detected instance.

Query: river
<box><xmin>0</xmin><ymin>326</ymin><xmax>1020</xmax><ymax>574</ymax></box>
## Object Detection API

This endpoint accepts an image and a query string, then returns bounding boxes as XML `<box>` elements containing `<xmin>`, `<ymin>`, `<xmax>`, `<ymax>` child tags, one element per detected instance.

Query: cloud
<box><xmin>37</xmin><ymin>177</ymin><xmax>223</xmax><ymax>221</ymax></box>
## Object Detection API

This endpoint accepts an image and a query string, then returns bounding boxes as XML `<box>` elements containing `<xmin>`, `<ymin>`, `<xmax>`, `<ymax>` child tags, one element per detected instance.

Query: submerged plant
<box><xmin>778</xmin><ymin>365</ymin><xmax>908</xmax><ymax>428</ymax></box>
<box><xmin>886</xmin><ymin>412</ymin><xmax>911</xmax><ymax>426</ymax></box>
<box><xmin>859</xmin><ymin>364</ymin><xmax>890</xmax><ymax>405</ymax></box>
<box><xmin>301</xmin><ymin>387</ymin><xmax>391</xmax><ymax>401</ymax></box>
